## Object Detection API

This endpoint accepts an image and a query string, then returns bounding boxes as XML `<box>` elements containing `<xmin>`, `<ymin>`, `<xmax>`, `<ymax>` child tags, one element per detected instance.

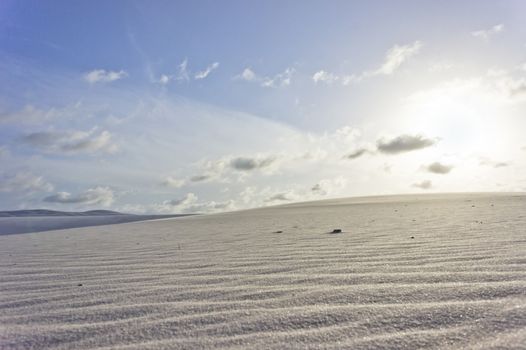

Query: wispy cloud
<box><xmin>235</xmin><ymin>67</ymin><xmax>294</xmax><ymax>88</ymax></box>
<box><xmin>312</xmin><ymin>70</ymin><xmax>339</xmax><ymax>84</ymax></box>
<box><xmin>376</xmin><ymin>134</ymin><xmax>436</xmax><ymax>154</ymax></box>
<box><xmin>84</xmin><ymin>69</ymin><xmax>128</xmax><ymax>83</ymax></box>
<box><xmin>471</xmin><ymin>24</ymin><xmax>504</xmax><ymax>40</ymax></box>
<box><xmin>157</xmin><ymin>60</ymin><xmax>219</xmax><ymax>83</ymax></box>
<box><xmin>177</xmin><ymin>58</ymin><xmax>190</xmax><ymax>81</ymax></box>
<box><xmin>195</xmin><ymin>62</ymin><xmax>220</xmax><ymax>80</ymax></box>
<box><xmin>0</xmin><ymin>172</ymin><xmax>54</xmax><ymax>193</ymax></box>
<box><xmin>371</xmin><ymin>41</ymin><xmax>422</xmax><ymax>76</ymax></box>
<box><xmin>0</xmin><ymin>103</ymin><xmax>82</xmax><ymax>125</ymax></box>
<box><xmin>43</xmin><ymin>186</ymin><xmax>114</xmax><ymax>206</ymax></box>
<box><xmin>21</xmin><ymin>129</ymin><xmax>118</xmax><ymax>155</ymax></box>
<box><xmin>313</xmin><ymin>41</ymin><xmax>422</xmax><ymax>86</ymax></box>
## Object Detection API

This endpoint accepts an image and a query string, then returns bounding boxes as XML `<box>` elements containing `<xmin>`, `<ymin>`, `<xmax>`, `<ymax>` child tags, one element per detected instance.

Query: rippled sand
<box><xmin>1</xmin><ymin>193</ymin><xmax>525</xmax><ymax>349</ymax></box>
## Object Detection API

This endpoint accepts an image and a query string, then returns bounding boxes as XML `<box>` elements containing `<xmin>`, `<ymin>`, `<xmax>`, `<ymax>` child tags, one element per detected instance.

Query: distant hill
<box><xmin>0</xmin><ymin>209</ymin><xmax>126</xmax><ymax>217</ymax></box>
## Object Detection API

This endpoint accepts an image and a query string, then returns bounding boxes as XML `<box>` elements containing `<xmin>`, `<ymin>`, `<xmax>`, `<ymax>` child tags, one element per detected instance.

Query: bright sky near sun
<box><xmin>1</xmin><ymin>0</ymin><xmax>525</xmax><ymax>213</ymax></box>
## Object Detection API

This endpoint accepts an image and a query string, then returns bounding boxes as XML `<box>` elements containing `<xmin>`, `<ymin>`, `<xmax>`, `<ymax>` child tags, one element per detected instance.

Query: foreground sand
<box><xmin>1</xmin><ymin>193</ymin><xmax>525</xmax><ymax>349</ymax></box>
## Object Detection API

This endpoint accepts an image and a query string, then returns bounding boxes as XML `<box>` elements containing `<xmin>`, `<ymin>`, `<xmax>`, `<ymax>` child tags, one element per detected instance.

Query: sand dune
<box><xmin>1</xmin><ymin>193</ymin><xmax>525</xmax><ymax>349</ymax></box>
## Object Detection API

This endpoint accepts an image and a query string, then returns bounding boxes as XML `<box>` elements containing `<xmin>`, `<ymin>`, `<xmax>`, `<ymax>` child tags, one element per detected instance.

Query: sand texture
<box><xmin>1</xmin><ymin>193</ymin><xmax>525</xmax><ymax>349</ymax></box>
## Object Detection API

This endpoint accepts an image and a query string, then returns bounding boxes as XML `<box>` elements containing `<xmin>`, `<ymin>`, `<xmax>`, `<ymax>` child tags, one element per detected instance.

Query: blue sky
<box><xmin>1</xmin><ymin>0</ymin><xmax>525</xmax><ymax>213</ymax></box>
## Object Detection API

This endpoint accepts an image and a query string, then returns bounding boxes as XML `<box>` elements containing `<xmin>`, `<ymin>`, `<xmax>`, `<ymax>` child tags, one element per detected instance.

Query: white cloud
<box><xmin>0</xmin><ymin>172</ymin><xmax>54</xmax><ymax>193</ymax></box>
<box><xmin>43</xmin><ymin>186</ymin><xmax>114</xmax><ymax>206</ymax></box>
<box><xmin>194</xmin><ymin>153</ymin><xmax>281</xmax><ymax>184</ymax></box>
<box><xmin>372</xmin><ymin>41</ymin><xmax>422</xmax><ymax>76</ymax></box>
<box><xmin>158</xmin><ymin>74</ymin><xmax>171</xmax><ymax>85</ymax></box>
<box><xmin>154</xmin><ymin>192</ymin><xmax>235</xmax><ymax>213</ymax></box>
<box><xmin>195</xmin><ymin>62</ymin><xmax>219</xmax><ymax>80</ymax></box>
<box><xmin>161</xmin><ymin>176</ymin><xmax>186</xmax><ymax>188</ymax></box>
<box><xmin>341</xmin><ymin>74</ymin><xmax>361</xmax><ymax>85</ymax></box>
<box><xmin>312</xmin><ymin>70</ymin><xmax>339</xmax><ymax>84</ymax></box>
<box><xmin>493</xmin><ymin>72</ymin><xmax>526</xmax><ymax>98</ymax></box>
<box><xmin>236</xmin><ymin>68</ymin><xmax>256</xmax><ymax>81</ymax></box>
<box><xmin>176</xmin><ymin>58</ymin><xmax>190</xmax><ymax>81</ymax></box>
<box><xmin>235</xmin><ymin>67</ymin><xmax>294</xmax><ymax>88</ymax></box>
<box><xmin>84</xmin><ymin>69</ymin><xmax>128</xmax><ymax>83</ymax></box>
<box><xmin>157</xmin><ymin>60</ymin><xmax>219</xmax><ymax>84</ymax></box>
<box><xmin>471</xmin><ymin>24</ymin><xmax>504</xmax><ymax>40</ymax></box>
<box><xmin>407</xmin><ymin>69</ymin><xmax>526</xmax><ymax>106</ymax></box>
<box><xmin>261</xmin><ymin>68</ymin><xmax>295</xmax><ymax>88</ymax></box>
<box><xmin>312</xmin><ymin>71</ymin><xmax>361</xmax><ymax>86</ymax></box>
<box><xmin>21</xmin><ymin>129</ymin><xmax>118</xmax><ymax>155</ymax></box>
<box><xmin>312</xmin><ymin>41</ymin><xmax>421</xmax><ymax>87</ymax></box>
<box><xmin>185</xmin><ymin>199</ymin><xmax>236</xmax><ymax>213</ymax></box>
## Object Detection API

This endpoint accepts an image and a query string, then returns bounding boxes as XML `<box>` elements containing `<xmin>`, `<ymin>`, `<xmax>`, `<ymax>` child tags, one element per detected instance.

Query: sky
<box><xmin>1</xmin><ymin>0</ymin><xmax>525</xmax><ymax>213</ymax></box>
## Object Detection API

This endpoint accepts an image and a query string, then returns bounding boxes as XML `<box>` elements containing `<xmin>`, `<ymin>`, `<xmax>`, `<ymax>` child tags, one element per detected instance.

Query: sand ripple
<box><xmin>1</xmin><ymin>194</ymin><xmax>525</xmax><ymax>349</ymax></box>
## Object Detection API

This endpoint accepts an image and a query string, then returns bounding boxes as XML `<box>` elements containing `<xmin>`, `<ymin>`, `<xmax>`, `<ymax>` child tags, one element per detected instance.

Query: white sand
<box><xmin>1</xmin><ymin>193</ymin><xmax>525</xmax><ymax>349</ymax></box>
